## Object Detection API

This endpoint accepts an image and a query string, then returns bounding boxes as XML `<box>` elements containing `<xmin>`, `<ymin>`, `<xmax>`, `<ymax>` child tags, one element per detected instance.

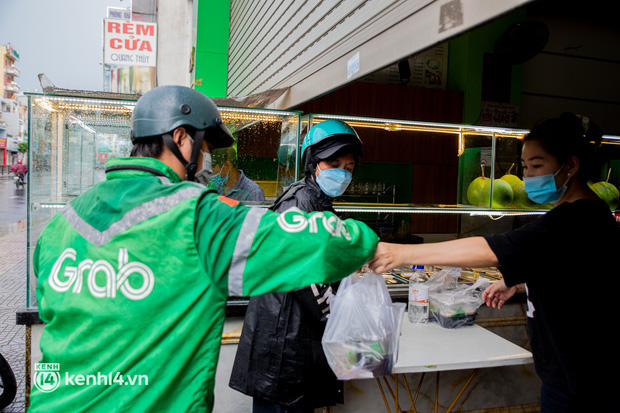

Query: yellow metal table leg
<box><xmin>394</xmin><ymin>374</ymin><xmax>401</xmax><ymax>413</ymax></box>
<box><xmin>445</xmin><ymin>368</ymin><xmax>479</xmax><ymax>413</ymax></box>
<box><xmin>435</xmin><ymin>372</ymin><xmax>440</xmax><ymax>413</ymax></box>
<box><xmin>401</xmin><ymin>373</ymin><xmax>417</xmax><ymax>413</ymax></box>
<box><xmin>382</xmin><ymin>376</ymin><xmax>403</xmax><ymax>412</ymax></box>
<box><xmin>376</xmin><ymin>377</ymin><xmax>392</xmax><ymax>413</ymax></box>
<box><xmin>377</xmin><ymin>368</ymin><xmax>481</xmax><ymax>413</ymax></box>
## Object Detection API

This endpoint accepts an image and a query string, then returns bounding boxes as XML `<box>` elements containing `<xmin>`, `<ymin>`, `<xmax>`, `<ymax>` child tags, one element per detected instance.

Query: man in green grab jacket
<box><xmin>29</xmin><ymin>86</ymin><xmax>379</xmax><ymax>412</ymax></box>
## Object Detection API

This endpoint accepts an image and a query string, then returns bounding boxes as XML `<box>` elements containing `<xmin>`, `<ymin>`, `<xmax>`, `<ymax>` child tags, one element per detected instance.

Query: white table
<box><xmin>375</xmin><ymin>314</ymin><xmax>533</xmax><ymax>413</ymax></box>
<box><xmin>394</xmin><ymin>316</ymin><xmax>532</xmax><ymax>373</ymax></box>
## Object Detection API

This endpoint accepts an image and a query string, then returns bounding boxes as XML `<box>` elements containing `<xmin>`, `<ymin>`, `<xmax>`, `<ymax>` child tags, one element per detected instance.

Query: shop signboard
<box><xmin>360</xmin><ymin>43</ymin><xmax>449</xmax><ymax>89</ymax></box>
<box><xmin>7</xmin><ymin>137</ymin><xmax>18</xmax><ymax>152</ymax></box>
<box><xmin>103</xmin><ymin>18</ymin><xmax>157</xmax><ymax>94</ymax></box>
<box><xmin>107</xmin><ymin>7</ymin><xmax>132</xmax><ymax>21</ymax></box>
<box><xmin>103</xmin><ymin>19</ymin><xmax>157</xmax><ymax>67</ymax></box>
<box><xmin>480</xmin><ymin>102</ymin><xmax>520</xmax><ymax>128</ymax></box>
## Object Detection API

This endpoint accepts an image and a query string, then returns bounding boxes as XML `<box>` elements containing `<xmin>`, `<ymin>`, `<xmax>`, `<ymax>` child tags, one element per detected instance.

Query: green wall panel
<box><xmin>194</xmin><ymin>0</ymin><xmax>230</xmax><ymax>98</ymax></box>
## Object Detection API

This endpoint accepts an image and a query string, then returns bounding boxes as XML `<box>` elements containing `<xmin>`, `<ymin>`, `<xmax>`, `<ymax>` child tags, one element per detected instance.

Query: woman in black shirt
<box><xmin>369</xmin><ymin>113</ymin><xmax>619</xmax><ymax>412</ymax></box>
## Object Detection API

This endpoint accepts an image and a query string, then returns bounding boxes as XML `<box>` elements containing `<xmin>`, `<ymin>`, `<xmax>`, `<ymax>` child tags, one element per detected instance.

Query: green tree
<box><xmin>18</xmin><ymin>141</ymin><xmax>28</xmax><ymax>162</ymax></box>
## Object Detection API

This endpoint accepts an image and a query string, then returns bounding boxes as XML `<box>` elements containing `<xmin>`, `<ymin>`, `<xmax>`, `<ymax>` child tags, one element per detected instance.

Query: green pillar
<box><xmin>193</xmin><ymin>0</ymin><xmax>230</xmax><ymax>98</ymax></box>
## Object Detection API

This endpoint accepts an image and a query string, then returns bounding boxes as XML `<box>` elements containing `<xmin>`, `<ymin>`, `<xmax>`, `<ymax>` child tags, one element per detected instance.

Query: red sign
<box><xmin>104</xmin><ymin>19</ymin><xmax>157</xmax><ymax>67</ymax></box>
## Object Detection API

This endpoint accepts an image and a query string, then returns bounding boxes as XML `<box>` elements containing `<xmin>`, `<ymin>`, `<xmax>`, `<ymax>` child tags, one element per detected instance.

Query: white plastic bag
<box><xmin>321</xmin><ymin>272</ymin><xmax>406</xmax><ymax>380</ymax></box>
<box><xmin>427</xmin><ymin>267</ymin><xmax>491</xmax><ymax>329</ymax></box>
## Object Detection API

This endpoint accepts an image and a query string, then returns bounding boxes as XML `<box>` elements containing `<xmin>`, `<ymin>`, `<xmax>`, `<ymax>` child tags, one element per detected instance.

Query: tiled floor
<box><xmin>0</xmin><ymin>227</ymin><xmax>27</xmax><ymax>413</ymax></box>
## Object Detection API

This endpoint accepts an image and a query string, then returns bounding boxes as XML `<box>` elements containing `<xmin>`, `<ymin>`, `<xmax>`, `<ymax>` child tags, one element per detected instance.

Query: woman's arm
<box><xmin>368</xmin><ymin>237</ymin><xmax>499</xmax><ymax>274</ymax></box>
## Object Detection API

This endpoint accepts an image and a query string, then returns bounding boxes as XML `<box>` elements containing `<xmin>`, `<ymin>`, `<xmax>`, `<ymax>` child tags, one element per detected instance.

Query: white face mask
<box><xmin>186</xmin><ymin>132</ymin><xmax>213</xmax><ymax>185</ymax></box>
<box><xmin>195</xmin><ymin>151</ymin><xmax>213</xmax><ymax>185</ymax></box>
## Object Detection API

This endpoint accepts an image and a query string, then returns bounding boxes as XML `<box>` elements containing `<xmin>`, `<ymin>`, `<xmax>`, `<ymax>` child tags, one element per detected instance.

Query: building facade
<box><xmin>1</xmin><ymin>43</ymin><xmax>25</xmax><ymax>167</ymax></box>
<box><xmin>1</xmin><ymin>43</ymin><xmax>20</xmax><ymax>99</ymax></box>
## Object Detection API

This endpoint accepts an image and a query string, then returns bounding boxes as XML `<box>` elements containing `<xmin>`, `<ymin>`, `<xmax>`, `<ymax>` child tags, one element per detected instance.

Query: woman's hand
<box><xmin>368</xmin><ymin>242</ymin><xmax>409</xmax><ymax>274</ymax></box>
<box><xmin>482</xmin><ymin>280</ymin><xmax>517</xmax><ymax>309</ymax></box>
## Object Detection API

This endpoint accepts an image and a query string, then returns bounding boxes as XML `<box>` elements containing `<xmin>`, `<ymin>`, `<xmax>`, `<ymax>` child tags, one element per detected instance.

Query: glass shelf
<box><xmin>332</xmin><ymin>203</ymin><xmax>549</xmax><ymax>216</ymax></box>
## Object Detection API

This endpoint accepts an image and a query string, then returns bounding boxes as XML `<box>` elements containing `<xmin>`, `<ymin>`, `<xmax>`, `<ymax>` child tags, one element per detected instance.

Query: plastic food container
<box><xmin>429</xmin><ymin>310</ymin><xmax>477</xmax><ymax>329</ymax></box>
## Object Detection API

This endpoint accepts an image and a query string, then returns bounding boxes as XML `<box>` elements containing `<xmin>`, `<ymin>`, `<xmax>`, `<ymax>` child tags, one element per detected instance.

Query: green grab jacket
<box><xmin>28</xmin><ymin>157</ymin><xmax>378</xmax><ymax>413</ymax></box>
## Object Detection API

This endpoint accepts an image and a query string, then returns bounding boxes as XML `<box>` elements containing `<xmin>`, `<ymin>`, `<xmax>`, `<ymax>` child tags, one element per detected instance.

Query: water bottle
<box><xmin>408</xmin><ymin>266</ymin><xmax>429</xmax><ymax>323</ymax></box>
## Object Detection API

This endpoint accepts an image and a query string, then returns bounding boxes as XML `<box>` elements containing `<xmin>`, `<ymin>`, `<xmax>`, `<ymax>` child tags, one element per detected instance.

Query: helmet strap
<box><xmin>186</xmin><ymin>129</ymin><xmax>205</xmax><ymax>182</ymax></box>
<box><xmin>162</xmin><ymin>129</ymin><xmax>206</xmax><ymax>181</ymax></box>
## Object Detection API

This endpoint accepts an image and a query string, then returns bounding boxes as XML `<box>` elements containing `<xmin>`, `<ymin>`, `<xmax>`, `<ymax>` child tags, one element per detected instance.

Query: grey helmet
<box><xmin>131</xmin><ymin>85</ymin><xmax>234</xmax><ymax>181</ymax></box>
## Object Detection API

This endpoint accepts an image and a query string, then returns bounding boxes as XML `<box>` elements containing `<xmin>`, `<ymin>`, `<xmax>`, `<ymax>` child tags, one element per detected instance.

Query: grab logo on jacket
<box><xmin>48</xmin><ymin>248</ymin><xmax>154</xmax><ymax>300</ymax></box>
<box><xmin>276</xmin><ymin>207</ymin><xmax>352</xmax><ymax>240</ymax></box>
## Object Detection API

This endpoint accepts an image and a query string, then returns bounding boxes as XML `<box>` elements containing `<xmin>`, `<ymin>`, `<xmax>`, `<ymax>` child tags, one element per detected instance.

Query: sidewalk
<box><xmin>0</xmin><ymin>225</ymin><xmax>27</xmax><ymax>413</ymax></box>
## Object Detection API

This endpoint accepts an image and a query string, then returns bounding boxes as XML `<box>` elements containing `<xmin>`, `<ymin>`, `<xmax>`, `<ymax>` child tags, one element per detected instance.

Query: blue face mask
<box><xmin>209</xmin><ymin>169</ymin><xmax>229</xmax><ymax>193</ymax></box>
<box><xmin>315</xmin><ymin>166</ymin><xmax>353</xmax><ymax>197</ymax></box>
<box><xmin>523</xmin><ymin>165</ymin><xmax>570</xmax><ymax>204</ymax></box>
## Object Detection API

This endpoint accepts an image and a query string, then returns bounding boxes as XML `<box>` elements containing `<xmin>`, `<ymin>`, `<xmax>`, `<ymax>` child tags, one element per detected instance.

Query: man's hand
<box><xmin>368</xmin><ymin>242</ymin><xmax>409</xmax><ymax>274</ymax></box>
<box><xmin>482</xmin><ymin>280</ymin><xmax>517</xmax><ymax>309</ymax></box>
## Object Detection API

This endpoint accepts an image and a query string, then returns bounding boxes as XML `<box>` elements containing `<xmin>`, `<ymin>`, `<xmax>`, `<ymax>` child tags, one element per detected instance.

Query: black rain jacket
<box><xmin>229</xmin><ymin>176</ymin><xmax>343</xmax><ymax>408</ymax></box>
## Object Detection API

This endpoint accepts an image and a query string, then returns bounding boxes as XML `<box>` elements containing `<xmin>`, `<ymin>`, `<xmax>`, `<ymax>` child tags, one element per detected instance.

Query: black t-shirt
<box><xmin>485</xmin><ymin>199</ymin><xmax>619</xmax><ymax>400</ymax></box>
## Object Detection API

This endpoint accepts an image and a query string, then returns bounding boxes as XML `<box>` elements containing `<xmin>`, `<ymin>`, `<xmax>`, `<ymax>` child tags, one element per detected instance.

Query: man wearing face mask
<box><xmin>29</xmin><ymin>88</ymin><xmax>379</xmax><ymax>413</ymax></box>
<box><xmin>230</xmin><ymin>120</ymin><xmax>363</xmax><ymax>413</ymax></box>
<box><xmin>208</xmin><ymin>146</ymin><xmax>265</xmax><ymax>203</ymax></box>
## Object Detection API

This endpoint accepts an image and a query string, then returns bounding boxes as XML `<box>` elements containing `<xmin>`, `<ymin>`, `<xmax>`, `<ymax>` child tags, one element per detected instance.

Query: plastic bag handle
<box><xmin>336</xmin><ymin>272</ymin><xmax>358</xmax><ymax>294</ymax></box>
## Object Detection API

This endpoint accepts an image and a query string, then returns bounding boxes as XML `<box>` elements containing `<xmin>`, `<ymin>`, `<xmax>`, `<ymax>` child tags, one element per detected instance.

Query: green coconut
<box><xmin>589</xmin><ymin>181</ymin><xmax>619</xmax><ymax>210</ymax></box>
<box><xmin>510</xmin><ymin>180</ymin><xmax>536</xmax><ymax>209</ymax></box>
<box><xmin>466</xmin><ymin>176</ymin><xmax>489</xmax><ymax>206</ymax></box>
<box><xmin>501</xmin><ymin>174</ymin><xmax>521</xmax><ymax>188</ymax></box>
<box><xmin>500</xmin><ymin>164</ymin><xmax>521</xmax><ymax>188</ymax></box>
<box><xmin>480</xmin><ymin>179</ymin><xmax>514</xmax><ymax>209</ymax></box>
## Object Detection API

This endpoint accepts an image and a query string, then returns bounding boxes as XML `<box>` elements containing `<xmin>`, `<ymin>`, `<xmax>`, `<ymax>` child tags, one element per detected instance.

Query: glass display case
<box><xmin>25</xmin><ymin>92</ymin><xmax>301</xmax><ymax>308</ymax></box>
<box><xmin>303</xmin><ymin>113</ymin><xmax>620</xmax><ymax>216</ymax></box>
<box><xmin>26</xmin><ymin>94</ymin><xmax>136</xmax><ymax>309</ymax></box>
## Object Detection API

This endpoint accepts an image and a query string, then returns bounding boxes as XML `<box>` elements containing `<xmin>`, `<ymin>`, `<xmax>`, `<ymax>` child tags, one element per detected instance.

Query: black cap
<box><xmin>312</xmin><ymin>134</ymin><xmax>363</xmax><ymax>160</ymax></box>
